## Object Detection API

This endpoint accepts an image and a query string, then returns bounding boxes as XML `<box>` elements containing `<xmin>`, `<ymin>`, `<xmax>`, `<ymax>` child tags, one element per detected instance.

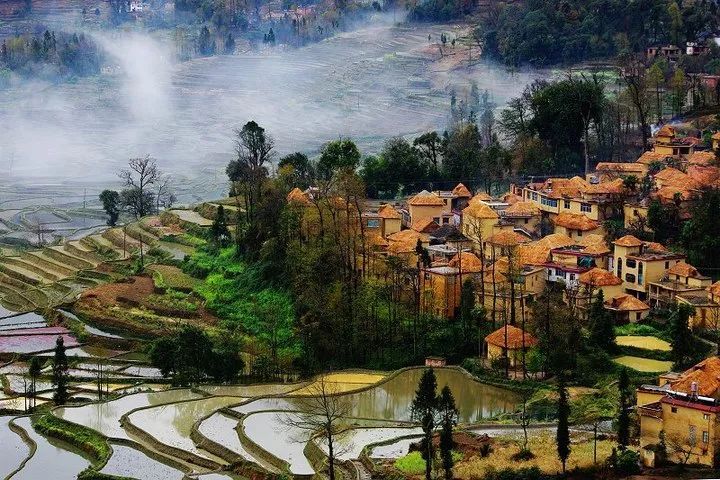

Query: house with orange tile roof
<box><xmin>420</xmin><ymin>252</ymin><xmax>483</xmax><ymax>318</ymax></box>
<box><xmin>362</xmin><ymin>204</ymin><xmax>402</xmax><ymax>238</ymax></box>
<box><xmin>484</xmin><ymin>325</ymin><xmax>537</xmax><ymax>368</ymax></box>
<box><xmin>648</xmin><ymin>261</ymin><xmax>713</xmax><ymax>307</ymax></box>
<box><xmin>652</xmin><ymin>125</ymin><xmax>697</xmax><ymax>157</ymax></box>
<box><xmin>461</xmin><ymin>200</ymin><xmax>512</xmax><ymax>253</ymax></box>
<box><xmin>611</xmin><ymin>235</ymin><xmax>685</xmax><ymax>300</ymax></box>
<box><xmin>552</xmin><ymin>212</ymin><xmax>603</xmax><ymax>240</ymax></box>
<box><xmin>407</xmin><ymin>190</ymin><xmax>451</xmax><ymax>228</ymax></box>
<box><xmin>591</xmin><ymin>162</ymin><xmax>649</xmax><ymax>183</ymax></box>
<box><xmin>637</xmin><ymin>356</ymin><xmax>720</xmax><ymax>468</ymax></box>
<box><xmin>544</xmin><ymin>240</ymin><xmax>611</xmax><ymax>288</ymax></box>
<box><xmin>499</xmin><ymin>201</ymin><xmax>542</xmax><ymax>235</ymax></box>
<box><xmin>480</xmin><ymin>256</ymin><xmax>546</xmax><ymax>326</ymax></box>
<box><xmin>676</xmin><ymin>281</ymin><xmax>720</xmax><ymax>330</ymax></box>
<box><xmin>604</xmin><ymin>293</ymin><xmax>650</xmax><ymax>323</ymax></box>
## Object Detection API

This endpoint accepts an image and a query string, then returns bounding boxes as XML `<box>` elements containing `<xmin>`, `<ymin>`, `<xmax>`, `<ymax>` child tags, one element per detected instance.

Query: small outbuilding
<box><xmin>484</xmin><ymin>325</ymin><xmax>537</xmax><ymax>367</ymax></box>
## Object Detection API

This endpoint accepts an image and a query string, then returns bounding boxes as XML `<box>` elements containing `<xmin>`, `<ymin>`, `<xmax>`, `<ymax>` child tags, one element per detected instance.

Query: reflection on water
<box><xmin>101</xmin><ymin>443</ymin><xmax>185</xmax><ymax>480</ymax></box>
<box><xmin>0</xmin><ymin>416</ymin><xmax>30</xmax><ymax>479</ymax></box>
<box><xmin>10</xmin><ymin>416</ymin><xmax>90</xmax><ymax>480</ymax></box>
<box><xmin>56</xmin><ymin>389</ymin><xmax>201</xmax><ymax>439</ymax></box>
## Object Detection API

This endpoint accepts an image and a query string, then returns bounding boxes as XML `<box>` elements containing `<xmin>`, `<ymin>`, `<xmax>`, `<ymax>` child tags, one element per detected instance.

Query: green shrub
<box><xmin>78</xmin><ymin>468</ymin><xmax>135</xmax><ymax>480</ymax></box>
<box><xmin>483</xmin><ymin>466</ymin><xmax>547</xmax><ymax>480</ymax></box>
<box><xmin>394</xmin><ymin>451</ymin><xmax>425</xmax><ymax>475</ymax></box>
<box><xmin>33</xmin><ymin>414</ymin><xmax>110</xmax><ymax>463</ymax></box>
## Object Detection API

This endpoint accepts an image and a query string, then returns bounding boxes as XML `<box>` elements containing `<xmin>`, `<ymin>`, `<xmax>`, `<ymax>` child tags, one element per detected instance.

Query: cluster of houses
<box><xmin>287</xmin><ymin>124</ymin><xmax>720</xmax><ymax>339</ymax></box>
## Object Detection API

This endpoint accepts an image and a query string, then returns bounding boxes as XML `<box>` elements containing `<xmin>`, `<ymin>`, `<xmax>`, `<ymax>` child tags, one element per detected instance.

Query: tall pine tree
<box><xmin>617</xmin><ymin>367</ymin><xmax>631</xmax><ymax>449</ymax></box>
<box><xmin>438</xmin><ymin>385</ymin><xmax>459</xmax><ymax>480</ymax></box>
<box><xmin>670</xmin><ymin>302</ymin><xmax>695</xmax><ymax>369</ymax></box>
<box><xmin>411</xmin><ymin>369</ymin><xmax>438</xmax><ymax>480</ymax></box>
<box><xmin>588</xmin><ymin>289</ymin><xmax>615</xmax><ymax>352</ymax></box>
<box><xmin>556</xmin><ymin>376</ymin><xmax>571</xmax><ymax>473</ymax></box>
<box><xmin>52</xmin><ymin>336</ymin><xmax>69</xmax><ymax>405</ymax></box>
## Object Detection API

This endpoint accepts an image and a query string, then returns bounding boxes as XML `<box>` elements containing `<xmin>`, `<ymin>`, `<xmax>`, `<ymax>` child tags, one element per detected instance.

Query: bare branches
<box><xmin>119</xmin><ymin>155</ymin><xmax>160</xmax><ymax>191</ymax></box>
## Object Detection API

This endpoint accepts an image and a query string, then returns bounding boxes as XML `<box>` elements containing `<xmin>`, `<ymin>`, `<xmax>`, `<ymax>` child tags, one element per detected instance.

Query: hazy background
<box><xmin>0</xmin><ymin>22</ymin><xmax>543</xmax><ymax>203</ymax></box>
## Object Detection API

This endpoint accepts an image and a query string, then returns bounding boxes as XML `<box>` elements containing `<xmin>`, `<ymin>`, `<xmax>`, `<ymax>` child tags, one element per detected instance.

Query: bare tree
<box><xmin>119</xmin><ymin>155</ymin><xmax>161</xmax><ymax>218</ymax></box>
<box><xmin>155</xmin><ymin>175</ymin><xmax>176</xmax><ymax>213</ymax></box>
<box><xmin>281</xmin><ymin>376</ymin><xmax>351</xmax><ymax>480</ymax></box>
<box><xmin>667</xmin><ymin>431</ymin><xmax>698</xmax><ymax>468</ymax></box>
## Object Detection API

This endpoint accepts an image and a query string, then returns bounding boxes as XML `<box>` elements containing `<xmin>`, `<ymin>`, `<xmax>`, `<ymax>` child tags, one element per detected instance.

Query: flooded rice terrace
<box><xmin>0</xmin><ymin>21</ymin><xmax>542</xmax><ymax>206</ymax></box>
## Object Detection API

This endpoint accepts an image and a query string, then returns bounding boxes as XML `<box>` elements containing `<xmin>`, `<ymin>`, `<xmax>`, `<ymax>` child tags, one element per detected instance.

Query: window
<box><xmin>532</xmin><ymin>192</ymin><xmax>538</xmax><ymax>201</ymax></box>
<box><xmin>665</xmin><ymin>261</ymin><xmax>670</xmax><ymax>269</ymax></box>
<box><xmin>541</xmin><ymin>197</ymin><xmax>558</xmax><ymax>208</ymax></box>
<box><xmin>443</xmin><ymin>217</ymin><xmax>449</xmax><ymax>224</ymax></box>
<box><xmin>564</xmin><ymin>200</ymin><xmax>571</xmax><ymax>209</ymax></box>
<box><xmin>636</xmin><ymin>312</ymin><xmax>642</xmax><ymax>321</ymax></box>
<box><xmin>671</xmin><ymin>407</ymin><xmax>678</xmax><ymax>413</ymax></box>
<box><xmin>577</xmin><ymin>230</ymin><xmax>583</xmax><ymax>237</ymax></box>
<box><xmin>704</xmin><ymin>413</ymin><xmax>710</xmax><ymax>420</ymax></box>
<box><xmin>581</xmin><ymin>203</ymin><xmax>592</xmax><ymax>213</ymax></box>
<box><xmin>524</xmin><ymin>218</ymin><xmax>529</xmax><ymax>224</ymax></box>
<box><xmin>626</xmin><ymin>259</ymin><xmax>637</xmax><ymax>268</ymax></box>
<box><xmin>703</xmin><ymin>430</ymin><xmax>709</xmax><ymax>444</ymax></box>
<box><xmin>617</xmin><ymin>258</ymin><xmax>623</xmax><ymax>278</ymax></box>
<box><xmin>443</xmin><ymin>199</ymin><xmax>448</xmax><ymax>204</ymax></box>
<box><xmin>367</xmin><ymin>219</ymin><xmax>380</xmax><ymax>228</ymax></box>
<box><xmin>569</xmin><ymin>273</ymin><xmax>575</xmax><ymax>281</ymax></box>
<box><xmin>433</xmin><ymin>217</ymin><xmax>440</xmax><ymax>224</ymax></box>
<box><xmin>626</xmin><ymin>273</ymin><xmax>636</xmax><ymax>283</ymax></box>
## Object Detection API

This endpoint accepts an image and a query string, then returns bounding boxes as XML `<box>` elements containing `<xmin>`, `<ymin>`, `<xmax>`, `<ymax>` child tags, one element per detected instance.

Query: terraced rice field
<box><xmin>613</xmin><ymin>356</ymin><xmax>674</xmax><ymax>372</ymax></box>
<box><xmin>100</xmin><ymin>443</ymin><xmax>186</xmax><ymax>480</ymax></box>
<box><xmin>0</xmin><ymin>416</ymin><xmax>30</xmax><ymax>479</ymax></box>
<box><xmin>168</xmin><ymin>209</ymin><xmax>214</xmax><ymax>227</ymax></box>
<box><xmin>292</xmin><ymin>372</ymin><xmax>385</xmax><ymax>395</ymax></box>
<box><xmin>616</xmin><ymin>335</ymin><xmax>672</xmax><ymax>351</ymax></box>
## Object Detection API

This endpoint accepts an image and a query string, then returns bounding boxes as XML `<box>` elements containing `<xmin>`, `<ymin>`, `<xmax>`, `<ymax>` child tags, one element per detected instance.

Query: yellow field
<box><xmin>453</xmin><ymin>432</ymin><xmax>616</xmax><ymax>477</ymax></box>
<box><xmin>612</xmin><ymin>355</ymin><xmax>673</xmax><ymax>372</ymax></box>
<box><xmin>616</xmin><ymin>335</ymin><xmax>671</xmax><ymax>351</ymax></box>
<box><xmin>293</xmin><ymin>372</ymin><xmax>385</xmax><ymax>395</ymax></box>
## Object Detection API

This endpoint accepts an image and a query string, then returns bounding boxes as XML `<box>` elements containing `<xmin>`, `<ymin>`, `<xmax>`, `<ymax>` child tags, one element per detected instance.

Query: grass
<box><xmin>33</xmin><ymin>414</ymin><xmax>111</xmax><ymax>463</ymax></box>
<box><xmin>615</xmin><ymin>335</ymin><xmax>672</xmax><ymax>351</ymax></box>
<box><xmin>453</xmin><ymin>432</ymin><xmax>615</xmax><ymax>477</ymax></box>
<box><xmin>395</xmin><ymin>451</ymin><xmax>463</xmax><ymax>475</ymax></box>
<box><xmin>147</xmin><ymin>264</ymin><xmax>198</xmax><ymax>292</ymax></box>
<box><xmin>612</xmin><ymin>355</ymin><xmax>673</xmax><ymax>372</ymax></box>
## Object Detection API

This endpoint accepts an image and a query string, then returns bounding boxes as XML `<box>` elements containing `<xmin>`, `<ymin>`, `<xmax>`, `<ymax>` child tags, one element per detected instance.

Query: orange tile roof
<box><xmin>412</xmin><ymin>217</ymin><xmax>440</xmax><ymax>233</ymax></box>
<box><xmin>452</xmin><ymin>183</ymin><xmax>472</xmax><ymax>198</ymax></box>
<box><xmin>377</xmin><ymin>204</ymin><xmax>401</xmax><ymax>219</ymax></box>
<box><xmin>671</xmin><ymin>356</ymin><xmax>720</xmax><ymax>397</ymax></box>
<box><xmin>537</xmin><ymin>176</ymin><xmax>590</xmax><ymax>199</ymax></box>
<box><xmin>686</xmin><ymin>151</ymin><xmax>716</xmax><ymax>166</ymax></box>
<box><xmin>504</xmin><ymin>201</ymin><xmax>540</xmax><ymax>217</ymax></box>
<box><xmin>448</xmin><ymin>252</ymin><xmax>483</xmax><ymax>273</ymax></box>
<box><xmin>613</xmin><ymin>235</ymin><xmax>643</xmax><ymax>247</ymax></box>
<box><xmin>606</xmin><ymin>294</ymin><xmax>650</xmax><ymax>311</ymax></box>
<box><xmin>502</xmin><ymin>193</ymin><xmax>522</xmax><ymax>205</ymax></box>
<box><xmin>644</xmin><ymin>241</ymin><xmax>667</xmax><ymax>252</ymax></box>
<box><xmin>687</xmin><ymin>165</ymin><xmax>720</xmax><ymax>185</ymax></box>
<box><xmin>287</xmin><ymin>187</ymin><xmax>311</xmax><ymax>205</ymax></box>
<box><xmin>487</xmin><ymin>230</ymin><xmax>531</xmax><ymax>247</ymax></box>
<box><xmin>409</xmin><ymin>190</ymin><xmax>444</xmax><ymax>206</ymax></box>
<box><xmin>637</xmin><ymin>151</ymin><xmax>671</xmax><ymax>165</ymax></box>
<box><xmin>470</xmin><ymin>192</ymin><xmax>493</xmax><ymax>203</ymax></box>
<box><xmin>708</xmin><ymin>281</ymin><xmax>720</xmax><ymax>297</ymax></box>
<box><xmin>667</xmin><ymin>261</ymin><xmax>700</xmax><ymax>278</ymax></box>
<box><xmin>585</xmin><ymin>178</ymin><xmax>626</xmax><ymax>195</ymax></box>
<box><xmin>553</xmin><ymin>212</ymin><xmax>600</xmax><ymax>231</ymax></box>
<box><xmin>583</xmin><ymin>243</ymin><xmax>611</xmax><ymax>255</ymax></box>
<box><xmin>368</xmin><ymin>233</ymin><xmax>389</xmax><ymax>248</ymax></box>
<box><xmin>656</xmin><ymin>125</ymin><xmax>676</xmax><ymax>137</ymax></box>
<box><xmin>578</xmin><ymin>233</ymin><xmax>607</xmax><ymax>248</ymax></box>
<box><xmin>579</xmin><ymin>268</ymin><xmax>622</xmax><ymax>287</ymax></box>
<box><xmin>485</xmin><ymin>325</ymin><xmax>537</xmax><ymax>350</ymax></box>
<box><xmin>595</xmin><ymin>162</ymin><xmax>647</xmax><ymax>173</ymax></box>
<box><xmin>517</xmin><ymin>243</ymin><xmax>551</xmax><ymax>266</ymax></box>
<box><xmin>387</xmin><ymin>229</ymin><xmax>422</xmax><ymax>254</ymax></box>
<box><xmin>463</xmin><ymin>201</ymin><xmax>499</xmax><ymax>220</ymax></box>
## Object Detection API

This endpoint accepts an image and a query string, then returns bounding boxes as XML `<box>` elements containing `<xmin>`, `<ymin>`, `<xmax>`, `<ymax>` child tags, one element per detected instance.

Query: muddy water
<box><xmin>345</xmin><ymin>368</ymin><xmax>518</xmax><ymax>423</ymax></box>
<box><xmin>9</xmin><ymin>416</ymin><xmax>91</xmax><ymax>480</ymax></box>
<box><xmin>243</xmin><ymin>411</ymin><xmax>315</xmax><ymax>475</ymax></box>
<box><xmin>100</xmin><ymin>443</ymin><xmax>185</xmax><ymax>480</ymax></box>
<box><xmin>199</xmin><ymin>383</ymin><xmax>302</xmax><ymax>397</ymax></box>
<box><xmin>55</xmin><ymin>389</ymin><xmax>201</xmax><ymax>439</ymax></box>
<box><xmin>0</xmin><ymin>416</ymin><xmax>30</xmax><ymax>479</ymax></box>
<box><xmin>126</xmin><ymin>396</ymin><xmax>242</xmax><ymax>461</ymax></box>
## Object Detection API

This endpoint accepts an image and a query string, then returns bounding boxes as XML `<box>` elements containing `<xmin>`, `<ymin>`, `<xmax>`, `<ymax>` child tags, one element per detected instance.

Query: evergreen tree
<box><xmin>28</xmin><ymin>356</ymin><xmax>42</xmax><ymax>411</ymax></box>
<box><xmin>588</xmin><ymin>290</ymin><xmax>615</xmax><ymax>352</ymax></box>
<box><xmin>438</xmin><ymin>385</ymin><xmax>459</xmax><ymax>480</ymax></box>
<box><xmin>52</xmin><ymin>336</ymin><xmax>69</xmax><ymax>405</ymax></box>
<box><xmin>198</xmin><ymin>26</ymin><xmax>215</xmax><ymax>56</ymax></box>
<box><xmin>411</xmin><ymin>368</ymin><xmax>438</xmax><ymax>480</ymax></box>
<box><xmin>224</xmin><ymin>33</ymin><xmax>235</xmax><ymax>54</ymax></box>
<box><xmin>617</xmin><ymin>367</ymin><xmax>631</xmax><ymax>448</ymax></box>
<box><xmin>210</xmin><ymin>204</ymin><xmax>230</xmax><ymax>246</ymax></box>
<box><xmin>556</xmin><ymin>376</ymin><xmax>571</xmax><ymax>473</ymax></box>
<box><xmin>99</xmin><ymin>189</ymin><xmax>120</xmax><ymax>226</ymax></box>
<box><xmin>670</xmin><ymin>302</ymin><xmax>695</xmax><ymax>369</ymax></box>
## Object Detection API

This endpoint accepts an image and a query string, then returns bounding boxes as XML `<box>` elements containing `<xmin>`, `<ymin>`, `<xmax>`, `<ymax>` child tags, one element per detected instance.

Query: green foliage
<box><xmin>316</xmin><ymin>139</ymin><xmax>361</xmax><ymax>180</ymax></box>
<box><xmin>77</xmin><ymin>469</ymin><xmax>135</xmax><ymax>480</ymax></box>
<box><xmin>394</xmin><ymin>451</ymin><xmax>426</xmax><ymax>475</ymax></box>
<box><xmin>680</xmin><ymin>188</ymin><xmax>720</xmax><ymax>272</ymax></box>
<box><xmin>617</xmin><ymin>368</ymin><xmax>631</xmax><ymax>448</ymax></box>
<box><xmin>648</xmin><ymin>198</ymin><xmax>681</xmax><ymax>245</ymax></box>
<box><xmin>438</xmin><ymin>385</ymin><xmax>459</xmax><ymax>480</ymax></box>
<box><xmin>99</xmin><ymin>190</ymin><xmax>120</xmax><ymax>226</ymax></box>
<box><xmin>210</xmin><ymin>204</ymin><xmax>231</xmax><ymax>247</ymax></box>
<box><xmin>52</xmin><ymin>336</ymin><xmax>69</xmax><ymax>405</ymax></box>
<box><xmin>33</xmin><ymin>414</ymin><xmax>110</xmax><ymax>463</ymax></box>
<box><xmin>670</xmin><ymin>302</ymin><xmax>696</xmax><ymax>369</ymax></box>
<box><xmin>609</xmin><ymin>447</ymin><xmax>641</xmax><ymax>475</ymax></box>
<box><xmin>556</xmin><ymin>378</ymin><xmax>571</xmax><ymax>473</ymax></box>
<box><xmin>483</xmin><ymin>466</ymin><xmax>546</xmax><ymax>480</ymax></box>
<box><xmin>411</xmin><ymin>368</ymin><xmax>439</xmax><ymax>480</ymax></box>
<box><xmin>588</xmin><ymin>290</ymin><xmax>616</xmax><ymax>352</ymax></box>
<box><xmin>148</xmin><ymin>324</ymin><xmax>244</xmax><ymax>384</ymax></box>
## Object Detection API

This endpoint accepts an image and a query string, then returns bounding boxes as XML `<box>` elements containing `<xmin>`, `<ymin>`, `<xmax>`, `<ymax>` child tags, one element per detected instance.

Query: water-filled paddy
<box><xmin>0</xmin><ymin>312</ymin><xmax>46</xmax><ymax>327</ymax></box>
<box><xmin>10</xmin><ymin>416</ymin><xmax>90</xmax><ymax>480</ymax></box>
<box><xmin>0</xmin><ymin>333</ymin><xmax>79</xmax><ymax>354</ymax></box>
<box><xmin>292</xmin><ymin>372</ymin><xmax>385</xmax><ymax>395</ymax></box>
<box><xmin>243</xmin><ymin>411</ymin><xmax>315</xmax><ymax>475</ymax></box>
<box><xmin>321</xmin><ymin>426</ymin><xmax>424</xmax><ymax>460</ymax></box>
<box><xmin>56</xmin><ymin>389</ymin><xmax>202</xmax><ymax>439</ymax></box>
<box><xmin>100</xmin><ymin>443</ymin><xmax>185</xmax><ymax>480</ymax></box>
<box><xmin>0</xmin><ymin>416</ymin><xmax>30</xmax><ymax>479</ymax></box>
<box><xmin>126</xmin><ymin>396</ymin><xmax>241</xmax><ymax>461</ymax></box>
<box><xmin>199</xmin><ymin>382</ymin><xmax>303</xmax><ymax>397</ymax></box>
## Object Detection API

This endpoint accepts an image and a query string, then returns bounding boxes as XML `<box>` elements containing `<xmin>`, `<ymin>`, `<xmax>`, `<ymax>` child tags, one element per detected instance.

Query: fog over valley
<box><xmin>0</xmin><ymin>21</ymin><xmax>542</xmax><ymax>204</ymax></box>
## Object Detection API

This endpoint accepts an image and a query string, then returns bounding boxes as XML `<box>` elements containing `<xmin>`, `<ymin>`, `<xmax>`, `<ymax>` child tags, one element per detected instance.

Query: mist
<box><xmin>0</xmin><ymin>20</ymin><xmax>544</xmax><ymax>203</ymax></box>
